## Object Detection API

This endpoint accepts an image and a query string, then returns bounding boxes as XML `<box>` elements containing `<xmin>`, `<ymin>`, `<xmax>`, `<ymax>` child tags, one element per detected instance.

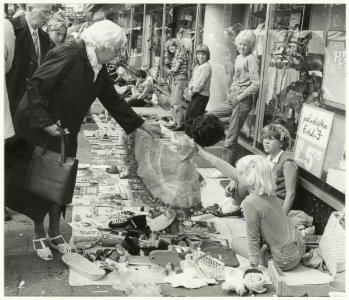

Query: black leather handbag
<box><xmin>24</xmin><ymin>131</ymin><xmax>78</xmax><ymax>206</ymax></box>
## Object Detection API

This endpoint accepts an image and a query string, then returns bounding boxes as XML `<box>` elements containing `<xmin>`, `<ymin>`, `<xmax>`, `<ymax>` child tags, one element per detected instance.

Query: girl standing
<box><xmin>166</xmin><ymin>38</ymin><xmax>189</xmax><ymax>131</ymax></box>
<box><xmin>185</xmin><ymin>44</ymin><xmax>212</xmax><ymax>136</ymax></box>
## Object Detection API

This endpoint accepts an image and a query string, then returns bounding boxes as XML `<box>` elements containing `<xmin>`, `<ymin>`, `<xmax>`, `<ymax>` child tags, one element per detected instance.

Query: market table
<box><xmin>68</xmin><ymin>103</ymin><xmax>333</xmax><ymax>297</ymax></box>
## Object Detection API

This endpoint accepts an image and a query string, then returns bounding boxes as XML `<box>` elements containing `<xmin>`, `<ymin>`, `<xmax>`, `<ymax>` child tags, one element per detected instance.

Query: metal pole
<box><xmin>160</xmin><ymin>3</ymin><xmax>166</xmax><ymax>79</ymax></box>
<box><xmin>142</xmin><ymin>4</ymin><xmax>146</xmax><ymax>67</ymax></box>
<box><xmin>193</xmin><ymin>4</ymin><xmax>201</xmax><ymax>69</ymax></box>
<box><xmin>253</xmin><ymin>4</ymin><xmax>271</xmax><ymax>148</ymax></box>
<box><xmin>128</xmin><ymin>7</ymin><xmax>134</xmax><ymax>63</ymax></box>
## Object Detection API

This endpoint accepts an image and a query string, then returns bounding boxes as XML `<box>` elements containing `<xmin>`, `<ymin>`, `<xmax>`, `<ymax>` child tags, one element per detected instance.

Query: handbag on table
<box><xmin>24</xmin><ymin>129</ymin><xmax>79</xmax><ymax>206</ymax></box>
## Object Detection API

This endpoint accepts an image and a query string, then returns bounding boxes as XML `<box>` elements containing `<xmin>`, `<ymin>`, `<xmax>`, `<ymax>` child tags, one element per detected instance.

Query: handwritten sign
<box><xmin>294</xmin><ymin>104</ymin><xmax>334</xmax><ymax>177</ymax></box>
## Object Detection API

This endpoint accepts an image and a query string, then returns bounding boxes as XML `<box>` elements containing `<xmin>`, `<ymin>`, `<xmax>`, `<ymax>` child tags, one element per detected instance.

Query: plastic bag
<box><xmin>128</xmin><ymin>283</ymin><xmax>162</xmax><ymax>297</ymax></box>
<box><xmin>134</xmin><ymin>130</ymin><xmax>201</xmax><ymax>208</ymax></box>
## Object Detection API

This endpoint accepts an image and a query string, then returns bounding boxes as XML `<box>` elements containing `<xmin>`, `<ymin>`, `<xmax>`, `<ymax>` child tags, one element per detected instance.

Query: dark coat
<box><xmin>6</xmin><ymin>15</ymin><xmax>51</xmax><ymax>116</ymax></box>
<box><xmin>8</xmin><ymin>39</ymin><xmax>144</xmax><ymax>223</ymax></box>
<box><xmin>14</xmin><ymin>39</ymin><xmax>144</xmax><ymax>155</ymax></box>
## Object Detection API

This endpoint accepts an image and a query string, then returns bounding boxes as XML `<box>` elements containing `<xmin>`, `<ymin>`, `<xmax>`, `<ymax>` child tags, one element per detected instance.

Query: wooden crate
<box><xmin>268</xmin><ymin>260</ymin><xmax>332</xmax><ymax>296</ymax></box>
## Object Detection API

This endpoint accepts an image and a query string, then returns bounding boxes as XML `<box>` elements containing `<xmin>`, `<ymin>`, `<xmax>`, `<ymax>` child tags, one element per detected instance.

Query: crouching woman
<box><xmin>196</xmin><ymin>147</ymin><xmax>305</xmax><ymax>270</ymax></box>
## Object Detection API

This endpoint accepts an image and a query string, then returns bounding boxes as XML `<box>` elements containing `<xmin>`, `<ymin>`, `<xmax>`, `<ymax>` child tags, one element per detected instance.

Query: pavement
<box><xmin>4</xmin><ymin>106</ymin><xmax>276</xmax><ymax>297</ymax></box>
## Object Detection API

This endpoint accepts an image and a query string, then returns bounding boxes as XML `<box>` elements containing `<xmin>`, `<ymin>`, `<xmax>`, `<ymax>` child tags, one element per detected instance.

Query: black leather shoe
<box><xmin>164</xmin><ymin>124</ymin><xmax>176</xmax><ymax>130</ymax></box>
<box><xmin>173</xmin><ymin>126</ymin><xmax>185</xmax><ymax>131</ymax></box>
<box><xmin>5</xmin><ymin>208</ymin><xmax>12</xmax><ymax>222</ymax></box>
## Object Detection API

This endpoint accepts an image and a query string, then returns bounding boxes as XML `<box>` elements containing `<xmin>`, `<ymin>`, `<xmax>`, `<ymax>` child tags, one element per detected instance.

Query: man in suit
<box><xmin>6</xmin><ymin>7</ymin><xmax>51</xmax><ymax>117</ymax></box>
<box><xmin>5</xmin><ymin>6</ymin><xmax>51</xmax><ymax>221</ymax></box>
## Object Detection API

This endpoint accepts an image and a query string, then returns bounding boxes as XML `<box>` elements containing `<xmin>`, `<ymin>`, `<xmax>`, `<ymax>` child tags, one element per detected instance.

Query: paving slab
<box><xmin>4</xmin><ymin>234</ymin><xmax>29</xmax><ymax>253</ymax></box>
<box><xmin>4</xmin><ymin>272</ymin><xmax>22</xmax><ymax>296</ymax></box>
<box><xmin>71</xmin><ymin>285</ymin><xmax>124</xmax><ymax>296</ymax></box>
<box><xmin>17</xmin><ymin>272</ymin><xmax>73</xmax><ymax>296</ymax></box>
<box><xmin>5</xmin><ymin>253</ymin><xmax>48</xmax><ymax>273</ymax></box>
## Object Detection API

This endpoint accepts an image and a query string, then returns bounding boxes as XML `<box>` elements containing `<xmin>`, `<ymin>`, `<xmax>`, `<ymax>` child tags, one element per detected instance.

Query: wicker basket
<box><xmin>185</xmin><ymin>250</ymin><xmax>225</xmax><ymax>280</ymax></box>
<box><xmin>62</xmin><ymin>253</ymin><xmax>106</xmax><ymax>281</ymax></box>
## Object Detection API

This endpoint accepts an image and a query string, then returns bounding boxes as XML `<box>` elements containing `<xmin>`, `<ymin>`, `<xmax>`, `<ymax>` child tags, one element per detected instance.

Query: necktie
<box><xmin>32</xmin><ymin>31</ymin><xmax>41</xmax><ymax>64</ymax></box>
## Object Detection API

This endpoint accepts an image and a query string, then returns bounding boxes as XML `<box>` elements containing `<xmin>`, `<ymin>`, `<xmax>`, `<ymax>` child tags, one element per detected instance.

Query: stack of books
<box><xmin>326</xmin><ymin>167</ymin><xmax>345</xmax><ymax>193</ymax></box>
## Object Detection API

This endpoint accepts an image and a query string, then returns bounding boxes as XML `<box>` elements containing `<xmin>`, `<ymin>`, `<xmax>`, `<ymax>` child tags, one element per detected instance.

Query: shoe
<box><xmin>5</xmin><ymin>208</ymin><xmax>12</xmax><ymax>222</ymax></box>
<box><xmin>173</xmin><ymin>126</ymin><xmax>185</xmax><ymax>131</ymax></box>
<box><xmin>207</xmin><ymin>170</ymin><xmax>226</xmax><ymax>178</ymax></box>
<box><xmin>210</xmin><ymin>207</ymin><xmax>242</xmax><ymax>218</ymax></box>
<box><xmin>164</xmin><ymin>123</ymin><xmax>176</xmax><ymax>129</ymax></box>
<box><xmin>46</xmin><ymin>234</ymin><xmax>74</xmax><ymax>254</ymax></box>
<box><xmin>33</xmin><ymin>238</ymin><xmax>53</xmax><ymax>261</ymax></box>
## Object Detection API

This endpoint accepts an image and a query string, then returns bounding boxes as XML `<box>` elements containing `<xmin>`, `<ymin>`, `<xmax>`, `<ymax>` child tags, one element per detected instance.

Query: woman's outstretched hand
<box><xmin>196</xmin><ymin>144</ymin><xmax>205</xmax><ymax>156</ymax></box>
<box><xmin>139</xmin><ymin>122</ymin><xmax>163</xmax><ymax>140</ymax></box>
<box><xmin>44</xmin><ymin>120</ymin><xmax>70</xmax><ymax>137</ymax></box>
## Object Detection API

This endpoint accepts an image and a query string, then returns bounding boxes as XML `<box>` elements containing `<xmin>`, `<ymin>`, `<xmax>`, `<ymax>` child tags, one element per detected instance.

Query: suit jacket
<box><xmin>6</xmin><ymin>15</ymin><xmax>51</xmax><ymax>116</ymax></box>
<box><xmin>14</xmin><ymin>39</ymin><xmax>144</xmax><ymax>157</ymax></box>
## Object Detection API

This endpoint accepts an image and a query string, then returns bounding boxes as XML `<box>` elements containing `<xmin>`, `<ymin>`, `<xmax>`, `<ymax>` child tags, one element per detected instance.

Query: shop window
<box><xmin>200</xmin><ymin>4</ymin><xmax>266</xmax><ymax>144</ymax></box>
<box><xmin>158</xmin><ymin>4</ymin><xmax>197</xmax><ymax>92</ymax></box>
<box><xmin>276</xmin><ymin>5</ymin><xmax>283</xmax><ymax>11</ymax></box>
<box><xmin>129</xmin><ymin>5</ymin><xmax>144</xmax><ymax>70</ymax></box>
<box><xmin>259</xmin><ymin>4</ymin><xmax>346</xmax><ymax>191</ymax></box>
<box><xmin>144</xmin><ymin>4</ymin><xmax>164</xmax><ymax>82</ymax></box>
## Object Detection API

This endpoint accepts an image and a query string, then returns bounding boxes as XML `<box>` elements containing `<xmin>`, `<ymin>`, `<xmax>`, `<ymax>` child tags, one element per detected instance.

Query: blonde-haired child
<box><xmin>196</xmin><ymin>146</ymin><xmax>305</xmax><ymax>270</ymax></box>
<box><xmin>209</xmin><ymin>30</ymin><xmax>259</xmax><ymax>166</ymax></box>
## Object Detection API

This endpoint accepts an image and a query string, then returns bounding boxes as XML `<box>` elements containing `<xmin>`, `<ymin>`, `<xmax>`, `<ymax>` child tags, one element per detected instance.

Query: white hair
<box><xmin>13</xmin><ymin>9</ymin><xmax>26</xmax><ymax>18</ymax></box>
<box><xmin>80</xmin><ymin>20</ymin><xmax>127</xmax><ymax>51</ymax></box>
<box><xmin>236</xmin><ymin>155</ymin><xmax>275</xmax><ymax>196</ymax></box>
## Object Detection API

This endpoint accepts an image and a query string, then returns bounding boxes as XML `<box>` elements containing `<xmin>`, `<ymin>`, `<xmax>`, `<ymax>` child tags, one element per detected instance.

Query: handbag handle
<box><xmin>41</xmin><ymin>127</ymin><xmax>67</xmax><ymax>165</ymax></box>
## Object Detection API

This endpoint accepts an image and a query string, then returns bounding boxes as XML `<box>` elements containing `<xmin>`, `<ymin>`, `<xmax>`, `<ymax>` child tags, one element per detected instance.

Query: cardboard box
<box><xmin>268</xmin><ymin>260</ymin><xmax>332</xmax><ymax>296</ymax></box>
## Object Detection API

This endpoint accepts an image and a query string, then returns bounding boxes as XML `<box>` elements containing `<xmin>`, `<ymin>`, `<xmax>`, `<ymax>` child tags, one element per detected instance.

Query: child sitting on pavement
<box><xmin>125</xmin><ymin>70</ymin><xmax>154</xmax><ymax>107</ymax></box>
<box><xmin>108</xmin><ymin>56</ymin><xmax>128</xmax><ymax>86</ymax></box>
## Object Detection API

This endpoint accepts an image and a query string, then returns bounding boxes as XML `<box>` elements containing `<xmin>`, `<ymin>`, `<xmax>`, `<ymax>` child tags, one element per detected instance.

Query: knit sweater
<box><xmin>188</xmin><ymin>61</ymin><xmax>212</xmax><ymax>96</ymax></box>
<box><xmin>232</xmin><ymin>53</ymin><xmax>259</xmax><ymax>100</ymax></box>
<box><xmin>241</xmin><ymin>192</ymin><xmax>296</xmax><ymax>265</ymax></box>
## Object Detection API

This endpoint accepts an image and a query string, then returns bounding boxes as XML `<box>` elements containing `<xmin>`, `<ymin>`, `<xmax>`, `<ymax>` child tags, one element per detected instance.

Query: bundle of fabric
<box><xmin>288</xmin><ymin>210</ymin><xmax>315</xmax><ymax>236</ymax></box>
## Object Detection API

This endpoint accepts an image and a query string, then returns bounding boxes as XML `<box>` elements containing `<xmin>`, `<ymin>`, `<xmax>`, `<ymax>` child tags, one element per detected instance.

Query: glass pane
<box><xmin>129</xmin><ymin>6</ymin><xmax>144</xmax><ymax>69</ymax></box>
<box><xmin>159</xmin><ymin>4</ymin><xmax>198</xmax><ymax>93</ymax></box>
<box><xmin>203</xmin><ymin>4</ymin><xmax>267</xmax><ymax>143</ymax></box>
<box><xmin>144</xmin><ymin>4</ymin><xmax>164</xmax><ymax>77</ymax></box>
<box><xmin>259</xmin><ymin>4</ymin><xmax>346</xmax><ymax>186</ymax></box>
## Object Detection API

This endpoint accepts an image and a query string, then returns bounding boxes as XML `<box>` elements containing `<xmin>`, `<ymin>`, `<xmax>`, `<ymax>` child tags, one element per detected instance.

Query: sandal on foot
<box><xmin>33</xmin><ymin>238</ymin><xmax>53</xmax><ymax>261</ymax></box>
<box><xmin>46</xmin><ymin>234</ymin><xmax>74</xmax><ymax>254</ymax></box>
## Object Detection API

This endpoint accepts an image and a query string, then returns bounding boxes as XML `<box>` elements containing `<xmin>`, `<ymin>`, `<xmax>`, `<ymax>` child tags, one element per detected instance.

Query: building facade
<box><xmin>88</xmin><ymin>3</ymin><xmax>345</xmax><ymax>232</ymax></box>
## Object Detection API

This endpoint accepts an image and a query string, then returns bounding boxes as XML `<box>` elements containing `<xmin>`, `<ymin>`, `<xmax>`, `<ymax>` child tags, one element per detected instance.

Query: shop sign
<box><xmin>65</xmin><ymin>7</ymin><xmax>73</xmax><ymax>17</ymax></box>
<box><xmin>294</xmin><ymin>104</ymin><xmax>335</xmax><ymax>177</ymax></box>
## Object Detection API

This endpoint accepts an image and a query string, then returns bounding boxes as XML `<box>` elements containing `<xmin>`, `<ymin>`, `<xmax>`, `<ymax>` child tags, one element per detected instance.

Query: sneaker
<box><xmin>208</xmin><ymin>170</ymin><xmax>226</xmax><ymax>178</ymax></box>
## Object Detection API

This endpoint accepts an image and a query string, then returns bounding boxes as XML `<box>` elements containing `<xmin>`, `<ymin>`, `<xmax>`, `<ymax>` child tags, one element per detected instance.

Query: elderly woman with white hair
<box><xmin>8</xmin><ymin>20</ymin><xmax>160</xmax><ymax>261</ymax></box>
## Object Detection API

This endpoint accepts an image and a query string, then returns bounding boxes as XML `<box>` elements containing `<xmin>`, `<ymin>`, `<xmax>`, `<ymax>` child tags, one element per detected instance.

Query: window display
<box><xmin>259</xmin><ymin>4</ymin><xmax>346</xmax><ymax>184</ymax></box>
<box><xmin>203</xmin><ymin>4</ymin><xmax>267</xmax><ymax>143</ymax></box>
<box><xmin>129</xmin><ymin>5</ymin><xmax>144</xmax><ymax>70</ymax></box>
